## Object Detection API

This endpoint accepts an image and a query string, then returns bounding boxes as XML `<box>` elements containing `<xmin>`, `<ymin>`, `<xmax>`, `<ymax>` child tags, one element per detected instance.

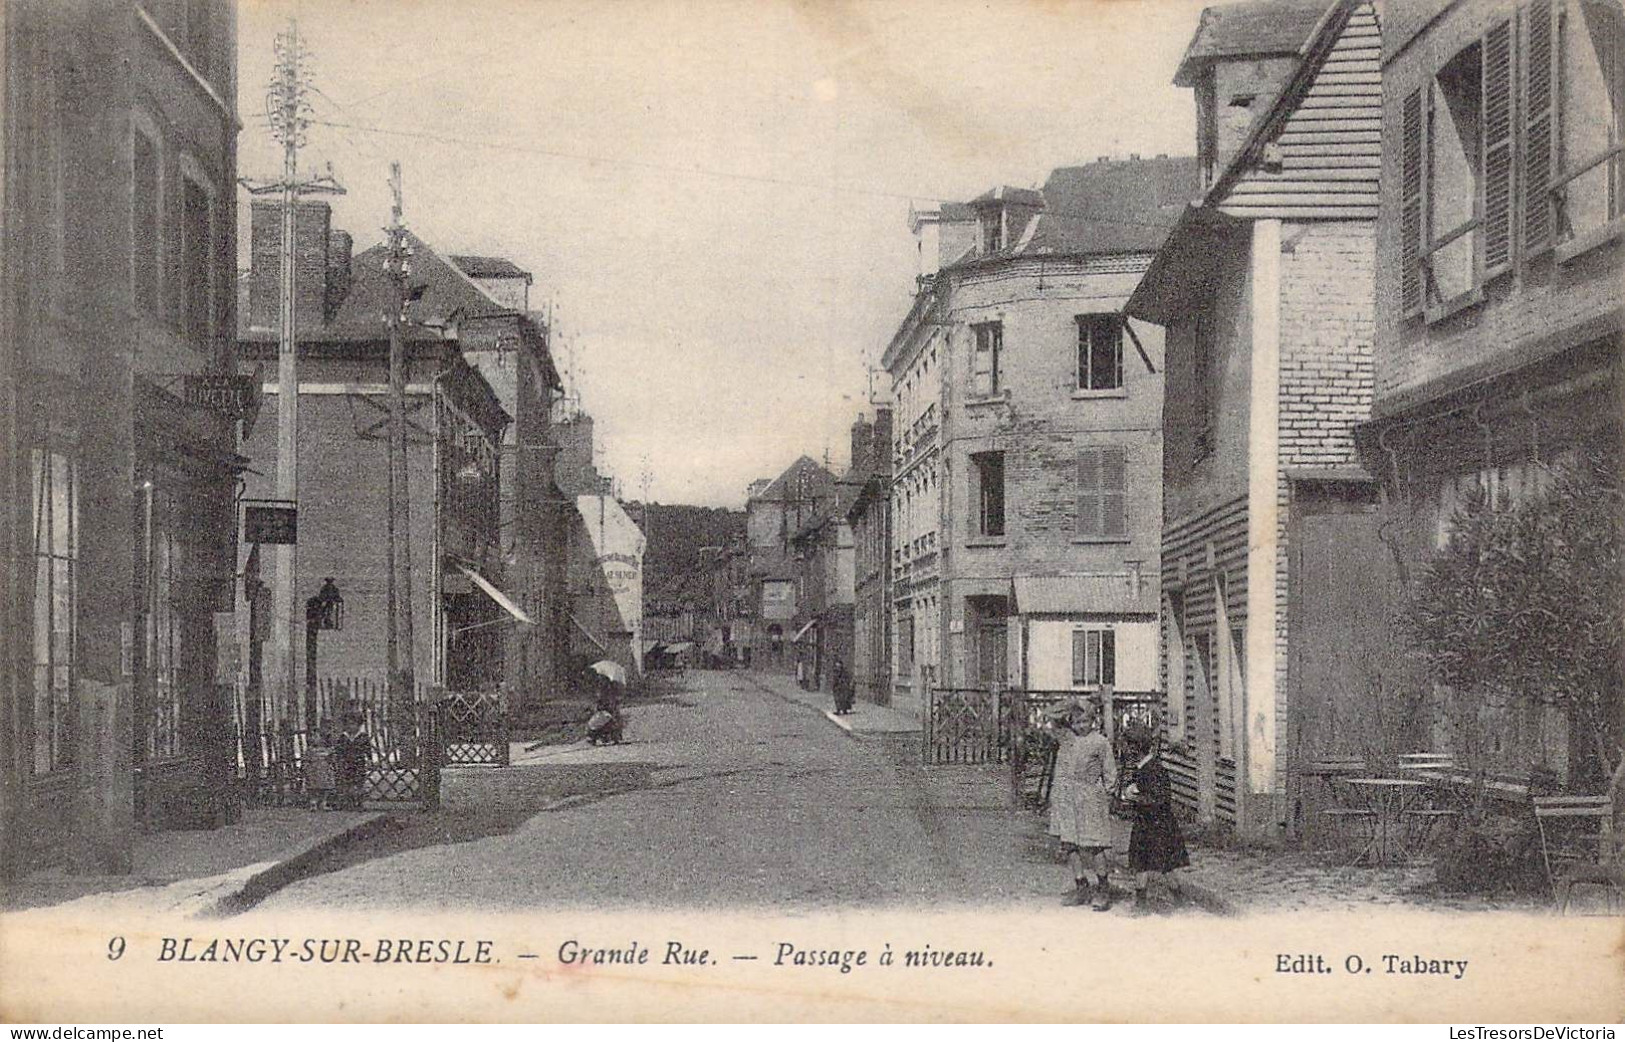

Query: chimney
<box><xmin>248</xmin><ymin>199</ymin><xmax>332</xmax><ymax>333</ymax></box>
<box><xmin>325</xmin><ymin>230</ymin><xmax>352</xmax><ymax>322</ymax></box>
<box><xmin>871</xmin><ymin>406</ymin><xmax>894</xmax><ymax>479</ymax></box>
<box><xmin>850</xmin><ymin>415</ymin><xmax>873</xmax><ymax>475</ymax></box>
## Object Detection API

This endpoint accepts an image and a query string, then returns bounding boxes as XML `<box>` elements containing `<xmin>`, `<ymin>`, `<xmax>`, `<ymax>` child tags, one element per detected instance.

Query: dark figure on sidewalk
<box><xmin>585</xmin><ymin>666</ymin><xmax>625</xmax><ymax>745</ymax></box>
<box><xmin>1120</xmin><ymin>725</ymin><xmax>1190</xmax><ymax>914</ymax></box>
<box><xmin>832</xmin><ymin>657</ymin><xmax>854</xmax><ymax>715</ymax></box>
<box><xmin>333</xmin><ymin>709</ymin><xmax>371</xmax><ymax>811</ymax></box>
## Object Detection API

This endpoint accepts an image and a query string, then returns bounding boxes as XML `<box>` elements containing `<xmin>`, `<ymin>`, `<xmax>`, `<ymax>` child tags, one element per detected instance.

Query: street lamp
<box><xmin>305</xmin><ymin>577</ymin><xmax>343</xmax><ymax>728</ymax></box>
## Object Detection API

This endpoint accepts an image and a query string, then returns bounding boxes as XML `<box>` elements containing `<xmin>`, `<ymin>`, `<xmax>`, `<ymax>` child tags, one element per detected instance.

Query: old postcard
<box><xmin>1</xmin><ymin>0</ymin><xmax>1621</xmax><ymax>1024</ymax></box>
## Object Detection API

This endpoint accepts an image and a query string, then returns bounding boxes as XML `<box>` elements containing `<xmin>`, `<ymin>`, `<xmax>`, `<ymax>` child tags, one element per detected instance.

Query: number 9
<box><xmin>108</xmin><ymin>936</ymin><xmax>126</xmax><ymax>961</ymax></box>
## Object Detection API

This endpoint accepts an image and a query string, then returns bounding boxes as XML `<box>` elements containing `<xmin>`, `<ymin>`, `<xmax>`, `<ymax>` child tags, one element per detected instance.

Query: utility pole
<box><xmin>241</xmin><ymin>21</ymin><xmax>343</xmax><ymax>732</ymax></box>
<box><xmin>383</xmin><ymin>162</ymin><xmax>418</xmax><ymax>723</ymax></box>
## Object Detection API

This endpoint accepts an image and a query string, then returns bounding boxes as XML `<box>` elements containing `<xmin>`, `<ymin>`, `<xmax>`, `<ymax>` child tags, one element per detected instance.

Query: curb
<box><xmin>198</xmin><ymin>812</ymin><xmax>392</xmax><ymax>918</ymax></box>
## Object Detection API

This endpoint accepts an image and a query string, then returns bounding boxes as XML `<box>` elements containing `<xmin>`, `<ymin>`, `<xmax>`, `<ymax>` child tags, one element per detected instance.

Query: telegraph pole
<box><xmin>383</xmin><ymin>162</ymin><xmax>418</xmax><ymax>721</ymax></box>
<box><xmin>241</xmin><ymin>21</ymin><xmax>343</xmax><ymax>731</ymax></box>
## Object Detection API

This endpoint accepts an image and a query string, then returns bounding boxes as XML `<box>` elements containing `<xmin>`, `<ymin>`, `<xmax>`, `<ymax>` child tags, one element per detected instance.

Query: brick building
<box><xmin>884</xmin><ymin>158</ymin><xmax>1191</xmax><ymax>720</ymax></box>
<box><xmin>1355</xmin><ymin>0</ymin><xmax>1621</xmax><ymax>785</ymax></box>
<box><xmin>238</xmin><ymin>205</ymin><xmax>512</xmax><ymax>709</ymax></box>
<box><xmin>3</xmin><ymin>0</ymin><xmax>243</xmax><ymax>874</ymax></box>
<box><xmin>1128</xmin><ymin>0</ymin><xmax>1385</xmax><ymax>840</ymax></box>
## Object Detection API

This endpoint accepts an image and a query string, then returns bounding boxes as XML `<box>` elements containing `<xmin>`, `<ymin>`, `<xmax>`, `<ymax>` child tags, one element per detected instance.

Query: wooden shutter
<box><xmin>1072</xmin><ymin>630</ymin><xmax>1088</xmax><ymax>685</ymax></box>
<box><xmin>1100</xmin><ymin>629</ymin><xmax>1116</xmax><ymax>687</ymax></box>
<box><xmin>1400</xmin><ymin>88</ymin><xmax>1426</xmax><ymax>316</ymax></box>
<box><xmin>1077</xmin><ymin>448</ymin><xmax>1101</xmax><ymax>537</ymax></box>
<box><xmin>1482</xmin><ymin>18</ymin><xmax>1515</xmax><ymax>274</ymax></box>
<box><xmin>1523</xmin><ymin>0</ymin><xmax>1557</xmax><ymax>255</ymax></box>
<box><xmin>1101</xmin><ymin>445</ymin><xmax>1127</xmax><ymax>538</ymax></box>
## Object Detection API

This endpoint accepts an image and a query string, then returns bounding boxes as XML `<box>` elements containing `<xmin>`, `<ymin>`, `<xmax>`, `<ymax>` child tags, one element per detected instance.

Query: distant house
<box><xmin>883</xmin><ymin>157</ymin><xmax>1193</xmax><ymax>720</ymax></box>
<box><xmin>1128</xmin><ymin>0</ymin><xmax>1384</xmax><ymax>840</ymax></box>
<box><xmin>742</xmin><ymin>457</ymin><xmax>837</xmax><ymax>671</ymax></box>
<box><xmin>789</xmin><ymin>480</ymin><xmax>859</xmax><ymax>695</ymax></box>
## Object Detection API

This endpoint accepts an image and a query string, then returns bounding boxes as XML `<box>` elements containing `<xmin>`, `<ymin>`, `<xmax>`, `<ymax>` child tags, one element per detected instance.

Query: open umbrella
<box><xmin>589</xmin><ymin>659</ymin><xmax>627</xmax><ymax>685</ymax></box>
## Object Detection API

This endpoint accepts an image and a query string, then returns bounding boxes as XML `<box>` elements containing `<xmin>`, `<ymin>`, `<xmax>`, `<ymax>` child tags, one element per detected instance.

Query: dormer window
<box><xmin>981</xmin><ymin>207</ymin><xmax>1005</xmax><ymax>254</ymax></box>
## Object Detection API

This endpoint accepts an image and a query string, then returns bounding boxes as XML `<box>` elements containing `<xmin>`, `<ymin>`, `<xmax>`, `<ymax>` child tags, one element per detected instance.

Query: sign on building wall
<box><xmin>244</xmin><ymin>503</ymin><xmax>298</xmax><ymax>545</ymax></box>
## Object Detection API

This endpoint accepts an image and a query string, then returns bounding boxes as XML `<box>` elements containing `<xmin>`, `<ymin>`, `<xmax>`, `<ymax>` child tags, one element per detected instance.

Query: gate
<box><xmin>433</xmin><ymin>690</ymin><xmax>510</xmax><ymax>767</ymax></box>
<box><xmin>232</xmin><ymin>677</ymin><xmax>440</xmax><ymax>808</ymax></box>
<box><xmin>926</xmin><ymin>685</ymin><xmax>1167</xmax><ymax>771</ymax></box>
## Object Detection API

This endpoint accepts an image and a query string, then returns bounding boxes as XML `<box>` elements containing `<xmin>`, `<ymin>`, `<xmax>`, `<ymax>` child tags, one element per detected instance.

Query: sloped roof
<box><xmin>753</xmin><ymin>456</ymin><xmax>836</xmax><ymax>503</ymax></box>
<box><xmin>953</xmin><ymin>156</ymin><xmax>1200</xmax><ymax>265</ymax></box>
<box><xmin>450</xmin><ymin>254</ymin><xmax>532</xmax><ymax>281</ymax></box>
<box><xmin>1011</xmin><ymin>574</ymin><xmax>1157</xmax><ymax>616</ymax></box>
<box><xmin>242</xmin><ymin>231</ymin><xmax>512</xmax><ymax>343</ymax></box>
<box><xmin>970</xmin><ymin>185</ymin><xmax>1044</xmax><ymax>207</ymax></box>
<box><xmin>1174</xmin><ymin>0</ymin><xmax>1331</xmax><ymax>86</ymax></box>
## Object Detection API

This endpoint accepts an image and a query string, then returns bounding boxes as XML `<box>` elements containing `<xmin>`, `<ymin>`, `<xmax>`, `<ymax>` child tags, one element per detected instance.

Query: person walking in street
<box><xmin>1120</xmin><ymin>724</ymin><xmax>1190</xmax><ymax>915</ymax></box>
<box><xmin>1050</xmin><ymin>699</ymin><xmax>1117</xmax><ymax>910</ymax></box>
<box><xmin>832</xmin><ymin>656</ymin><xmax>854</xmax><ymax>715</ymax></box>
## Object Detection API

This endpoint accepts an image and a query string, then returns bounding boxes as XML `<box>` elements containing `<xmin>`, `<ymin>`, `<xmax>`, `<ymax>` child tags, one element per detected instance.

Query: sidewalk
<box><xmin>2</xmin><ymin>806</ymin><xmax>387</xmax><ymax>918</ymax></box>
<box><xmin>742</xmin><ymin>669</ymin><xmax>922</xmax><ymax>735</ymax></box>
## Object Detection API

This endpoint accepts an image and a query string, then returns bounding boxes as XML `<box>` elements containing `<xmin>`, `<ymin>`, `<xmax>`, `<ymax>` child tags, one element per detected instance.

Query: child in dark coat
<box><xmin>1120</xmin><ymin>726</ymin><xmax>1190</xmax><ymax>914</ymax></box>
<box><xmin>333</xmin><ymin>709</ymin><xmax>370</xmax><ymax>810</ymax></box>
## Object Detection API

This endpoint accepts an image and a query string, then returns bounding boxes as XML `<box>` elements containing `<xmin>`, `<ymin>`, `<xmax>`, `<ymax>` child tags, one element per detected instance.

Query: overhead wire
<box><xmin>306</xmin><ymin>117</ymin><xmax>1189</xmax><ymax>232</ymax></box>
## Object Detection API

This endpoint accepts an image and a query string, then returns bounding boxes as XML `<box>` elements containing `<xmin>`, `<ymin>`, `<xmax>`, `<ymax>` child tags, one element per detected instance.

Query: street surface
<box><xmin>258</xmin><ymin>669</ymin><xmax>1067</xmax><ymax>910</ymax></box>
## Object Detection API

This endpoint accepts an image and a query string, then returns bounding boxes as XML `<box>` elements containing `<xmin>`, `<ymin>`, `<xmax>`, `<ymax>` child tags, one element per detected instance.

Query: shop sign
<box><xmin>244</xmin><ymin>503</ymin><xmax>298</xmax><ymax>545</ymax></box>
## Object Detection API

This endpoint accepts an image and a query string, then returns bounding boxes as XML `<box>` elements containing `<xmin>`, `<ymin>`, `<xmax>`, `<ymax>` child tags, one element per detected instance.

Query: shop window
<box><xmin>145</xmin><ymin>491</ymin><xmax>183</xmax><ymax>761</ymax></box>
<box><xmin>1071</xmin><ymin>627</ymin><xmax>1116</xmax><ymax>688</ymax></box>
<box><xmin>1556</xmin><ymin>0</ymin><xmax>1625</xmax><ymax>247</ymax></box>
<box><xmin>1077</xmin><ymin>445</ymin><xmax>1127</xmax><ymax>539</ymax></box>
<box><xmin>971</xmin><ymin>451</ymin><xmax>1005</xmax><ymax>538</ymax></box>
<box><xmin>971</xmin><ymin>321</ymin><xmax>1002</xmax><ymax>397</ymax></box>
<box><xmin>30</xmin><ymin>449</ymin><xmax>77</xmax><ymax>774</ymax></box>
<box><xmin>1076</xmin><ymin>314</ymin><xmax>1124</xmax><ymax>392</ymax></box>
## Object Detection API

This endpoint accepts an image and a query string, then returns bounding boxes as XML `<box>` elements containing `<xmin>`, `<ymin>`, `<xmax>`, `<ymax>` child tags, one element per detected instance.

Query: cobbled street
<box><xmin>257</xmin><ymin>670</ymin><xmax>1073</xmax><ymax>911</ymax></box>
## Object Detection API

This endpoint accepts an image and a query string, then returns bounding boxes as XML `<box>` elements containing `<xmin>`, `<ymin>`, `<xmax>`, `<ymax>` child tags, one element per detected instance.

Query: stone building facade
<box><xmin>3</xmin><ymin>0</ymin><xmax>243</xmax><ymax>874</ymax></box>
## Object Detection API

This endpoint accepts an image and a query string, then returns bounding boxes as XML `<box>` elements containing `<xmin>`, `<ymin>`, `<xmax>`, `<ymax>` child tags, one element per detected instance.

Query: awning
<box><xmin>1010</xmin><ymin>574</ymin><xmax>1157</xmax><ymax>617</ymax></box>
<box><xmin>790</xmin><ymin>619</ymin><xmax>818</xmax><ymax>644</ymax></box>
<box><xmin>457</xmin><ymin>564</ymin><xmax>534</xmax><ymax>624</ymax></box>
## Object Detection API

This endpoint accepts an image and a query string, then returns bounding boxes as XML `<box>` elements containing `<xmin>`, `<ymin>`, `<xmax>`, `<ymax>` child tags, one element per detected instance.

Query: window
<box><xmin>1428</xmin><ymin>40</ymin><xmax>1490</xmax><ymax>302</ymax></box>
<box><xmin>132</xmin><ymin>129</ymin><xmax>160</xmax><ymax>315</ymax></box>
<box><xmin>1077</xmin><ymin>445</ymin><xmax>1127</xmax><ymax>539</ymax></box>
<box><xmin>1556</xmin><ymin>0</ymin><xmax>1625</xmax><ymax>246</ymax></box>
<box><xmin>971</xmin><ymin>321</ymin><xmax>1002</xmax><ymax>397</ymax></box>
<box><xmin>30</xmin><ymin>449</ymin><xmax>77</xmax><ymax>774</ymax></box>
<box><xmin>971</xmin><ymin>451</ymin><xmax>1005</xmax><ymax>538</ymax></box>
<box><xmin>182</xmin><ymin>177</ymin><xmax>213</xmax><ymax>344</ymax></box>
<box><xmin>981</xmin><ymin>207</ymin><xmax>1004</xmax><ymax>254</ymax></box>
<box><xmin>1076</xmin><ymin>314</ymin><xmax>1124</xmax><ymax>392</ymax></box>
<box><xmin>899</xmin><ymin>617</ymin><xmax>915</xmax><ymax>669</ymax></box>
<box><xmin>1071</xmin><ymin>628</ymin><xmax>1116</xmax><ymax>687</ymax></box>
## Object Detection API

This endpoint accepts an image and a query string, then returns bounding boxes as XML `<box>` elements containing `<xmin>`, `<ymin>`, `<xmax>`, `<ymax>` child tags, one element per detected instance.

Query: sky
<box><xmin>237</xmin><ymin>0</ymin><xmax>1213</xmax><ymax>507</ymax></box>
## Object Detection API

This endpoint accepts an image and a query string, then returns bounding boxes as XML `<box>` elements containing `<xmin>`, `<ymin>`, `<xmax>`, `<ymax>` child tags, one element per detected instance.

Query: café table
<box><xmin>1342</xmin><ymin>777</ymin><xmax>1429</xmax><ymax>865</ymax></box>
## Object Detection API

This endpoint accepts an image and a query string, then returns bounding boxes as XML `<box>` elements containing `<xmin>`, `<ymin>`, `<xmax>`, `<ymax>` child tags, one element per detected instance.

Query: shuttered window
<box><xmin>1482</xmin><ymin>19</ymin><xmax>1515</xmax><ymax>275</ymax></box>
<box><xmin>971</xmin><ymin>322</ymin><xmax>1002</xmax><ymax>397</ymax></box>
<box><xmin>1401</xmin><ymin>89</ymin><xmax>1426</xmax><ymax>316</ymax></box>
<box><xmin>1523</xmin><ymin>0</ymin><xmax>1557</xmax><ymax>254</ymax></box>
<box><xmin>1077</xmin><ymin>445</ymin><xmax>1127</xmax><ymax>539</ymax></box>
